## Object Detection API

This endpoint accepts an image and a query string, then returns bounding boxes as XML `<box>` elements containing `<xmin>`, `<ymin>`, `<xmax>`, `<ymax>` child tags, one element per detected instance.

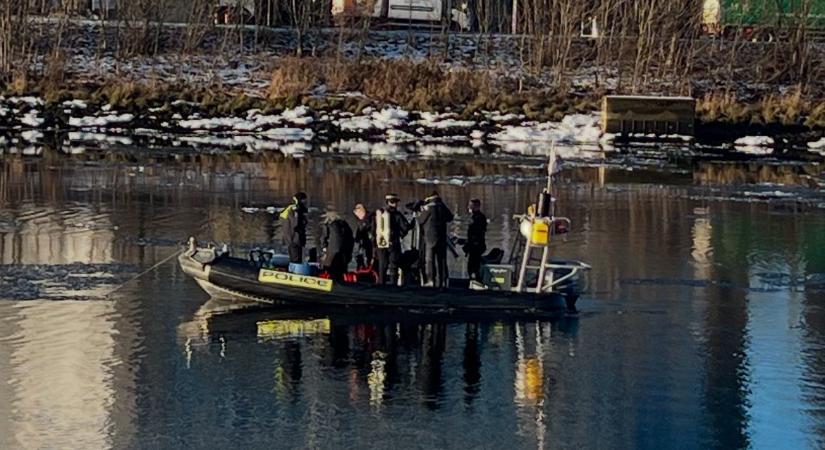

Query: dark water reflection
<box><xmin>0</xmin><ymin>152</ymin><xmax>824</xmax><ymax>449</ymax></box>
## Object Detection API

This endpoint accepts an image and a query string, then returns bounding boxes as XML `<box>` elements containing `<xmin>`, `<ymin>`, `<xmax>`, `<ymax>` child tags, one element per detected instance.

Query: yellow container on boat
<box><xmin>530</xmin><ymin>221</ymin><xmax>550</xmax><ymax>246</ymax></box>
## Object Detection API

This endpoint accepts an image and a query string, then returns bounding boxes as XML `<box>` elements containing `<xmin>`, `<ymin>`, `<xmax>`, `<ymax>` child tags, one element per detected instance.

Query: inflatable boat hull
<box><xmin>179</xmin><ymin>250</ymin><xmax>578</xmax><ymax>315</ymax></box>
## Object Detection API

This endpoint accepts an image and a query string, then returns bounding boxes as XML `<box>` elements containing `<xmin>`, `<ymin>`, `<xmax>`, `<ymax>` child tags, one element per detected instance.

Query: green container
<box><xmin>704</xmin><ymin>0</ymin><xmax>825</xmax><ymax>30</ymax></box>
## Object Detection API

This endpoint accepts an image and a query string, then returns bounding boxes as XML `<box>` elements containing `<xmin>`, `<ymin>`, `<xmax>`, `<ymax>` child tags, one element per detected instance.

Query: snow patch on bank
<box><xmin>808</xmin><ymin>137</ymin><xmax>825</xmax><ymax>155</ymax></box>
<box><xmin>734</xmin><ymin>136</ymin><xmax>774</xmax><ymax>155</ymax></box>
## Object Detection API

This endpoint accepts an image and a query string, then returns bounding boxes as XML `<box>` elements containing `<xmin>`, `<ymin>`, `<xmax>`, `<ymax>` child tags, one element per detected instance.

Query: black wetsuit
<box><xmin>281</xmin><ymin>202</ymin><xmax>308</xmax><ymax>263</ymax></box>
<box><xmin>354</xmin><ymin>212</ymin><xmax>375</xmax><ymax>270</ymax></box>
<box><xmin>320</xmin><ymin>217</ymin><xmax>354</xmax><ymax>280</ymax></box>
<box><xmin>464</xmin><ymin>210</ymin><xmax>487</xmax><ymax>281</ymax></box>
<box><xmin>375</xmin><ymin>207</ymin><xmax>410</xmax><ymax>285</ymax></box>
<box><xmin>417</xmin><ymin>198</ymin><xmax>454</xmax><ymax>288</ymax></box>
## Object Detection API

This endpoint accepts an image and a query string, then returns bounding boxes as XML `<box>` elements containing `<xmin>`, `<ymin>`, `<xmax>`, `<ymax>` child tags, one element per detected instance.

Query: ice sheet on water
<box><xmin>263</xmin><ymin>127</ymin><xmax>315</xmax><ymax>141</ymax></box>
<box><xmin>333</xmin><ymin>140</ymin><xmax>407</xmax><ymax>159</ymax></box>
<box><xmin>68</xmin><ymin>131</ymin><xmax>133</xmax><ymax>146</ymax></box>
<box><xmin>492</xmin><ymin>114</ymin><xmax>603</xmax><ymax>147</ymax></box>
<box><xmin>415</xmin><ymin>174</ymin><xmax>547</xmax><ymax>186</ymax></box>
<box><xmin>69</xmin><ymin>114</ymin><xmax>135</xmax><ymax>127</ymax></box>
<box><xmin>0</xmin><ymin>263</ymin><xmax>137</xmax><ymax>300</ymax></box>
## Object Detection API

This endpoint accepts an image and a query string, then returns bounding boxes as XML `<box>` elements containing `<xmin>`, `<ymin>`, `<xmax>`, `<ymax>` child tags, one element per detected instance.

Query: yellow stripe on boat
<box><xmin>258</xmin><ymin>269</ymin><xmax>334</xmax><ymax>292</ymax></box>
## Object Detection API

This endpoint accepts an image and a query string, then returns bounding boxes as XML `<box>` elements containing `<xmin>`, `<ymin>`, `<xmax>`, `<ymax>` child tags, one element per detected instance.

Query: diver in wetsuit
<box><xmin>353</xmin><ymin>203</ymin><xmax>375</xmax><ymax>270</ymax></box>
<box><xmin>375</xmin><ymin>193</ymin><xmax>410</xmax><ymax>285</ymax></box>
<box><xmin>417</xmin><ymin>191</ymin><xmax>454</xmax><ymax>288</ymax></box>
<box><xmin>464</xmin><ymin>198</ymin><xmax>487</xmax><ymax>281</ymax></box>
<box><xmin>280</xmin><ymin>192</ymin><xmax>308</xmax><ymax>264</ymax></box>
<box><xmin>319</xmin><ymin>210</ymin><xmax>354</xmax><ymax>280</ymax></box>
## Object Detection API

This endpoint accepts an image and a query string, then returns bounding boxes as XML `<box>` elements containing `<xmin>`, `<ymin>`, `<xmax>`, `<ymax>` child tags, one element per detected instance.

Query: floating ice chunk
<box><xmin>561</xmin><ymin>114</ymin><xmax>595</xmax><ymax>128</ymax></box>
<box><xmin>61</xmin><ymin>99</ymin><xmax>88</xmax><ymax>109</ymax></box>
<box><xmin>808</xmin><ymin>137</ymin><xmax>825</xmax><ymax>155</ymax></box>
<box><xmin>492</xmin><ymin>125</ymin><xmax>563</xmax><ymax>143</ymax></box>
<box><xmin>415</xmin><ymin>111</ymin><xmax>475</xmax><ymax>129</ymax></box>
<box><xmin>22</xmin><ymin>146</ymin><xmax>42</xmax><ymax>156</ymax></box>
<box><xmin>491</xmin><ymin>113</ymin><xmax>522</xmax><ymax>122</ymax></box>
<box><xmin>179</xmin><ymin>117</ymin><xmax>246</xmax><ymax>130</ymax></box>
<box><xmin>417</xmin><ymin>144</ymin><xmax>475</xmax><ymax>157</ymax></box>
<box><xmin>21</xmin><ymin>130</ymin><xmax>43</xmax><ymax>142</ymax></box>
<box><xmin>263</xmin><ymin>127</ymin><xmax>315</xmax><ymax>141</ymax></box>
<box><xmin>735</xmin><ymin>136</ymin><xmax>774</xmax><ymax>147</ymax></box>
<box><xmin>282</xmin><ymin>106</ymin><xmax>314</xmax><ymax>125</ymax></box>
<box><xmin>339</xmin><ymin>116</ymin><xmax>374</xmax><ymax>131</ymax></box>
<box><xmin>280</xmin><ymin>142</ymin><xmax>311</xmax><ymax>157</ymax></box>
<box><xmin>386</xmin><ymin>129</ymin><xmax>415</xmax><ymax>143</ymax></box>
<box><xmin>734</xmin><ymin>136</ymin><xmax>774</xmax><ymax>155</ymax></box>
<box><xmin>470</xmin><ymin>130</ymin><xmax>485</xmax><ymax>140</ymax></box>
<box><xmin>20</xmin><ymin>112</ymin><xmax>44</xmax><ymax>127</ymax></box>
<box><xmin>69</xmin><ymin>114</ymin><xmax>135</xmax><ymax>127</ymax></box>
<box><xmin>8</xmin><ymin>96</ymin><xmax>43</xmax><ymax>106</ymax></box>
<box><xmin>427</xmin><ymin>119</ymin><xmax>476</xmax><ymax>129</ymax></box>
<box><xmin>372</xmin><ymin>107</ymin><xmax>409</xmax><ymax>129</ymax></box>
<box><xmin>68</xmin><ymin>131</ymin><xmax>133</xmax><ymax>146</ymax></box>
<box><xmin>63</xmin><ymin>146</ymin><xmax>86</xmax><ymax>155</ymax></box>
<box><xmin>101</xmin><ymin>104</ymin><xmax>112</xmax><ymax>112</ymax></box>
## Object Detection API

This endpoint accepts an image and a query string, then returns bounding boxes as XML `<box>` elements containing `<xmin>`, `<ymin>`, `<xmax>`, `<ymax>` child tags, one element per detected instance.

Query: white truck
<box><xmin>332</xmin><ymin>0</ymin><xmax>470</xmax><ymax>30</ymax></box>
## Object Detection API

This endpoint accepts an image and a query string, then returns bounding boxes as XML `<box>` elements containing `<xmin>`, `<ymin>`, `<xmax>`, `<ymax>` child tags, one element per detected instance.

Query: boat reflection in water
<box><xmin>177</xmin><ymin>299</ymin><xmax>579</xmax><ymax>418</ymax></box>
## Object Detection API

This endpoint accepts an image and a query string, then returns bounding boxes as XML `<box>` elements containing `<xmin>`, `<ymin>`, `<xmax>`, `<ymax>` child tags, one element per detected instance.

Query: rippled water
<box><xmin>0</xmin><ymin>150</ymin><xmax>823</xmax><ymax>449</ymax></box>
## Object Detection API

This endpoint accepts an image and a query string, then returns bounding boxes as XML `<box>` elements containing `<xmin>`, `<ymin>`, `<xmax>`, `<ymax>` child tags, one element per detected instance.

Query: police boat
<box><xmin>178</xmin><ymin>155</ymin><xmax>590</xmax><ymax>316</ymax></box>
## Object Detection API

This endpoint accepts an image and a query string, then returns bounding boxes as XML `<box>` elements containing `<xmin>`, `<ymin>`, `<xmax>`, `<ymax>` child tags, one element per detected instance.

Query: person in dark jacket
<box><xmin>320</xmin><ymin>210</ymin><xmax>354</xmax><ymax>280</ymax></box>
<box><xmin>375</xmin><ymin>193</ymin><xmax>411</xmax><ymax>285</ymax></box>
<box><xmin>417</xmin><ymin>191</ymin><xmax>454</xmax><ymax>288</ymax></box>
<box><xmin>353</xmin><ymin>203</ymin><xmax>375</xmax><ymax>270</ymax></box>
<box><xmin>464</xmin><ymin>198</ymin><xmax>487</xmax><ymax>281</ymax></box>
<box><xmin>280</xmin><ymin>192</ymin><xmax>308</xmax><ymax>264</ymax></box>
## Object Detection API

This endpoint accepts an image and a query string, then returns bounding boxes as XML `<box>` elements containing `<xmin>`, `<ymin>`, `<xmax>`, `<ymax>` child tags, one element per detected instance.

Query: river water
<box><xmin>0</xmin><ymin>148</ymin><xmax>824</xmax><ymax>449</ymax></box>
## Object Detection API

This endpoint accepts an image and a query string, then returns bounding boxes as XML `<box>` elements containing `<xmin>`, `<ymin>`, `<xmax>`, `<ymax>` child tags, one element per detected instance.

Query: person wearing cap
<box><xmin>464</xmin><ymin>198</ymin><xmax>487</xmax><ymax>281</ymax></box>
<box><xmin>319</xmin><ymin>208</ymin><xmax>354</xmax><ymax>280</ymax></box>
<box><xmin>353</xmin><ymin>203</ymin><xmax>375</xmax><ymax>270</ymax></box>
<box><xmin>279</xmin><ymin>192</ymin><xmax>308</xmax><ymax>263</ymax></box>
<box><xmin>375</xmin><ymin>193</ymin><xmax>411</xmax><ymax>285</ymax></box>
<box><xmin>417</xmin><ymin>191</ymin><xmax>454</xmax><ymax>288</ymax></box>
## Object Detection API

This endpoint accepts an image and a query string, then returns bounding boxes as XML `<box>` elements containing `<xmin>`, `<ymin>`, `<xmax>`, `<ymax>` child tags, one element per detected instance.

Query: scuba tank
<box><xmin>376</xmin><ymin>208</ymin><xmax>391</xmax><ymax>249</ymax></box>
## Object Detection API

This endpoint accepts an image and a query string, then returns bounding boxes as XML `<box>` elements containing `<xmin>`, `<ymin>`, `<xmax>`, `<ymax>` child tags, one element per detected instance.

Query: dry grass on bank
<box><xmin>266</xmin><ymin>57</ymin><xmax>602</xmax><ymax>119</ymax></box>
<box><xmin>267</xmin><ymin>58</ymin><xmax>495</xmax><ymax>111</ymax></box>
<box><xmin>696</xmin><ymin>90</ymin><xmax>825</xmax><ymax>127</ymax></box>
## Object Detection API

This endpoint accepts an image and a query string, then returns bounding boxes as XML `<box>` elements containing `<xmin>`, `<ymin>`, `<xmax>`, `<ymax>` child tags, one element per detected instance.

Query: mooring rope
<box><xmin>105</xmin><ymin>247</ymin><xmax>183</xmax><ymax>299</ymax></box>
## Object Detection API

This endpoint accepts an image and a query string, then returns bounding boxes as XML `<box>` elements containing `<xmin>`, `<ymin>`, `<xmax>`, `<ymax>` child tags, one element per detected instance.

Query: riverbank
<box><xmin>3</xmin><ymin>23</ymin><xmax>825</xmax><ymax>161</ymax></box>
<box><xmin>8</xmin><ymin>21</ymin><xmax>825</xmax><ymax>128</ymax></box>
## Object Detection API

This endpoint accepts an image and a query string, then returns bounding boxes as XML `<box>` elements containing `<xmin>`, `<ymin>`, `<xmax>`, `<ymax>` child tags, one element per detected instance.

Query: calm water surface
<box><xmin>0</xmin><ymin>150</ymin><xmax>824</xmax><ymax>449</ymax></box>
